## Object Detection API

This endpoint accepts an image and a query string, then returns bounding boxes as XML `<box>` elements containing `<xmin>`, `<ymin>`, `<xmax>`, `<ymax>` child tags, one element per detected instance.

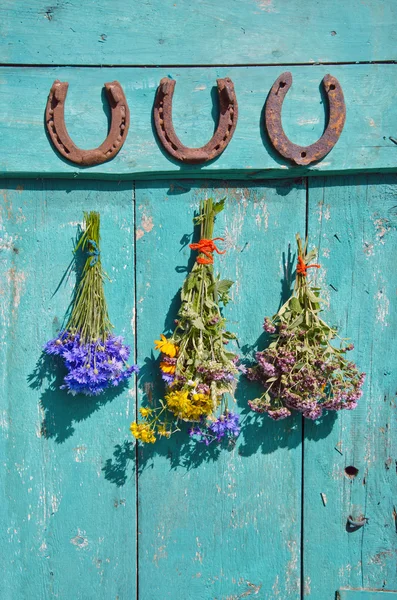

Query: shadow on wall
<box><xmin>102</xmin><ymin>238</ymin><xmax>337</xmax><ymax>486</ymax></box>
<box><xmin>27</xmin><ymin>217</ymin><xmax>337</xmax><ymax>487</ymax></box>
<box><xmin>28</xmin><ymin>351</ymin><xmax>129</xmax><ymax>444</ymax></box>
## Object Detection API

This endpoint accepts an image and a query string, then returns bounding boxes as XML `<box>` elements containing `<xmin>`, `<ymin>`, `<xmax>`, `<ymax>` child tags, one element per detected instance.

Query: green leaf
<box><xmin>217</xmin><ymin>279</ymin><xmax>234</xmax><ymax>294</ymax></box>
<box><xmin>213</xmin><ymin>197</ymin><xmax>226</xmax><ymax>215</ymax></box>
<box><xmin>288</xmin><ymin>314</ymin><xmax>304</xmax><ymax>329</ymax></box>
<box><xmin>266</xmin><ymin>377</ymin><xmax>278</xmax><ymax>383</ymax></box>
<box><xmin>289</xmin><ymin>297</ymin><xmax>303</xmax><ymax>314</ymax></box>
<box><xmin>305</xmin><ymin>248</ymin><xmax>318</xmax><ymax>263</ymax></box>
<box><xmin>192</xmin><ymin>317</ymin><xmax>205</xmax><ymax>330</ymax></box>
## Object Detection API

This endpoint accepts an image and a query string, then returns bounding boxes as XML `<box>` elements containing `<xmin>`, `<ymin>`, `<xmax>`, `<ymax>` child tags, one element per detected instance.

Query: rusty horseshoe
<box><xmin>45</xmin><ymin>80</ymin><xmax>130</xmax><ymax>166</ymax></box>
<box><xmin>265</xmin><ymin>72</ymin><xmax>346</xmax><ymax>166</ymax></box>
<box><xmin>153</xmin><ymin>77</ymin><xmax>238</xmax><ymax>164</ymax></box>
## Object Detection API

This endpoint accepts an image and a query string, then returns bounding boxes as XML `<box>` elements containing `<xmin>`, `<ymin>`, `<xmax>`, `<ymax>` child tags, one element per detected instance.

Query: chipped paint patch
<box><xmin>285</xmin><ymin>540</ymin><xmax>299</xmax><ymax>595</ymax></box>
<box><xmin>0</xmin><ymin>233</ymin><xmax>17</xmax><ymax>251</ymax></box>
<box><xmin>71</xmin><ymin>529</ymin><xmax>89</xmax><ymax>549</ymax></box>
<box><xmin>375</xmin><ymin>289</ymin><xmax>389</xmax><ymax>327</ymax></box>
<box><xmin>298</xmin><ymin>116</ymin><xmax>320</xmax><ymax>126</ymax></box>
<box><xmin>256</xmin><ymin>0</ymin><xmax>278</xmax><ymax>12</ymax></box>
<box><xmin>73</xmin><ymin>445</ymin><xmax>88</xmax><ymax>462</ymax></box>
<box><xmin>141</xmin><ymin>214</ymin><xmax>154</xmax><ymax>233</ymax></box>
<box><xmin>6</xmin><ymin>267</ymin><xmax>26</xmax><ymax>311</ymax></box>
<box><xmin>304</xmin><ymin>576</ymin><xmax>311</xmax><ymax>595</ymax></box>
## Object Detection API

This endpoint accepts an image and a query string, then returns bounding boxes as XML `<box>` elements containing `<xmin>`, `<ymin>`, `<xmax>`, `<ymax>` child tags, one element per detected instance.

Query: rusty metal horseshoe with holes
<box><xmin>265</xmin><ymin>72</ymin><xmax>346</xmax><ymax>166</ymax></box>
<box><xmin>153</xmin><ymin>77</ymin><xmax>238</xmax><ymax>164</ymax></box>
<box><xmin>45</xmin><ymin>80</ymin><xmax>130</xmax><ymax>166</ymax></box>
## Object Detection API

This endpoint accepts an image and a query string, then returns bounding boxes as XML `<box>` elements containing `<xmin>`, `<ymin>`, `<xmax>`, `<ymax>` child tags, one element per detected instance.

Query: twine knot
<box><xmin>297</xmin><ymin>255</ymin><xmax>320</xmax><ymax>276</ymax></box>
<box><xmin>88</xmin><ymin>239</ymin><xmax>100</xmax><ymax>266</ymax></box>
<box><xmin>189</xmin><ymin>238</ymin><xmax>226</xmax><ymax>264</ymax></box>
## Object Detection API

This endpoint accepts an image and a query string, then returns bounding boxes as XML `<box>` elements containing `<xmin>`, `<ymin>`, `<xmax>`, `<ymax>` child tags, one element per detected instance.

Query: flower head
<box><xmin>154</xmin><ymin>334</ymin><xmax>178</xmax><ymax>358</ymax></box>
<box><xmin>130</xmin><ymin>422</ymin><xmax>156</xmax><ymax>444</ymax></box>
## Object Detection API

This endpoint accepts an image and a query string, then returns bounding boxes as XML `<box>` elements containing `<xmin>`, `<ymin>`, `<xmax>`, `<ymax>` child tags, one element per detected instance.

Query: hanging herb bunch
<box><xmin>130</xmin><ymin>198</ymin><xmax>240</xmax><ymax>445</ymax></box>
<box><xmin>248</xmin><ymin>234</ymin><xmax>365</xmax><ymax>421</ymax></box>
<box><xmin>44</xmin><ymin>211</ymin><xmax>139</xmax><ymax>395</ymax></box>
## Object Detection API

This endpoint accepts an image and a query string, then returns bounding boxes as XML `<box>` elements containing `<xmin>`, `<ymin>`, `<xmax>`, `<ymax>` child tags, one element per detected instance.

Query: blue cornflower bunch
<box><xmin>44</xmin><ymin>334</ymin><xmax>138</xmax><ymax>396</ymax></box>
<box><xmin>44</xmin><ymin>212</ymin><xmax>138</xmax><ymax>396</ymax></box>
<box><xmin>189</xmin><ymin>411</ymin><xmax>241</xmax><ymax>445</ymax></box>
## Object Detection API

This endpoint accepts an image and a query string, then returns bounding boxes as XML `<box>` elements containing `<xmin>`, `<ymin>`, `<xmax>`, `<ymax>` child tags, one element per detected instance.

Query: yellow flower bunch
<box><xmin>154</xmin><ymin>334</ymin><xmax>178</xmax><ymax>358</ymax></box>
<box><xmin>165</xmin><ymin>389</ymin><xmax>213</xmax><ymax>421</ymax></box>
<box><xmin>130</xmin><ymin>422</ymin><xmax>156</xmax><ymax>444</ymax></box>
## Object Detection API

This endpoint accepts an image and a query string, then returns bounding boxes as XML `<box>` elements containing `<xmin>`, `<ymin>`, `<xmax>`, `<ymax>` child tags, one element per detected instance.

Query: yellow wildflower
<box><xmin>165</xmin><ymin>390</ymin><xmax>213</xmax><ymax>421</ymax></box>
<box><xmin>160</xmin><ymin>362</ymin><xmax>176</xmax><ymax>374</ymax></box>
<box><xmin>154</xmin><ymin>334</ymin><xmax>178</xmax><ymax>358</ymax></box>
<box><xmin>139</xmin><ymin>407</ymin><xmax>152</xmax><ymax>418</ymax></box>
<box><xmin>130</xmin><ymin>422</ymin><xmax>156</xmax><ymax>443</ymax></box>
<box><xmin>158</xmin><ymin>425</ymin><xmax>171</xmax><ymax>438</ymax></box>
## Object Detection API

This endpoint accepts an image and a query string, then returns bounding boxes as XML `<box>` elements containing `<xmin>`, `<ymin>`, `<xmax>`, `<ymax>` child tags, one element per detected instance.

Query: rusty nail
<box><xmin>347</xmin><ymin>515</ymin><xmax>368</xmax><ymax>529</ymax></box>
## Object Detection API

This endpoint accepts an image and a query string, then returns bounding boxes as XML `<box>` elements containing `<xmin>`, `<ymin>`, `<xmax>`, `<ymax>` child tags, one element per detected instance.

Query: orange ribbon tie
<box><xmin>297</xmin><ymin>255</ymin><xmax>321</xmax><ymax>276</ymax></box>
<box><xmin>189</xmin><ymin>237</ymin><xmax>226</xmax><ymax>264</ymax></box>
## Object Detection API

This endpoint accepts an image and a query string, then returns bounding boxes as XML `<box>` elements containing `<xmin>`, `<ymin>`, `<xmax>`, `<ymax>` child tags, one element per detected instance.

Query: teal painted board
<box><xmin>0</xmin><ymin>0</ymin><xmax>396</xmax><ymax>65</ymax></box>
<box><xmin>1</xmin><ymin>65</ymin><xmax>397</xmax><ymax>180</ymax></box>
<box><xmin>303</xmin><ymin>175</ymin><xmax>397</xmax><ymax>598</ymax></box>
<box><xmin>0</xmin><ymin>65</ymin><xmax>397</xmax><ymax>180</ymax></box>
<box><xmin>0</xmin><ymin>180</ymin><xmax>137</xmax><ymax>599</ymax></box>
<box><xmin>135</xmin><ymin>180</ymin><xmax>305</xmax><ymax>599</ymax></box>
<box><xmin>339</xmin><ymin>591</ymin><xmax>397</xmax><ymax>599</ymax></box>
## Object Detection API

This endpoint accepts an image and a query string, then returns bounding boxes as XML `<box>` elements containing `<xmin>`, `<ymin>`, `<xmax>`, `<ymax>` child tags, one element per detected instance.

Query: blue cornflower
<box><xmin>44</xmin><ymin>331</ymin><xmax>139</xmax><ymax>396</ymax></box>
<box><xmin>189</xmin><ymin>412</ymin><xmax>240</xmax><ymax>444</ymax></box>
<box><xmin>161</xmin><ymin>372</ymin><xmax>175</xmax><ymax>384</ymax></box>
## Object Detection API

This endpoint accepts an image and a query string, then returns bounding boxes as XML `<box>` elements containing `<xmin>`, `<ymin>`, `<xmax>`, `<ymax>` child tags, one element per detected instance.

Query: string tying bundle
<box><xmin>297</xmin><ymin>255</ymin><xmax>320</xmax><ymax>276</ymax></box>
<box><xmin>189</xmin><ymin>237</ymin><xmax>226</xmax><ymax>264</ymax></box>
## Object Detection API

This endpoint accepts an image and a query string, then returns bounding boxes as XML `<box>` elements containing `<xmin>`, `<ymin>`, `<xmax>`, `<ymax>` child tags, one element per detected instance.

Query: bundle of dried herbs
<box><xmin>131</xmin><ymin>198</ymin><xmax>240</xmax><ymax>444</ymax></box>
<box><xmin>248</xmin><ymin>234</ymin><xmax>365</xmax><ymax>420</ymax></box>
<box><xmin>44</xmin><ymin>211</ymin><xmax>138</xmax><ymax>395</ymax></box>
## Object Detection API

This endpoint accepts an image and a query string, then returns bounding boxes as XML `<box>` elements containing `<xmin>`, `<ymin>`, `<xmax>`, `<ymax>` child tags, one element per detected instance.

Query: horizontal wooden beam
<box><xmin>0</xmin><ymin>65</ymin><xmax>396</xmax><ymax>179</ymax></box>
<box><xmin>1</xmin><ymin>0</ymin><xmax>396</xmax><ymax>66</ymax></box>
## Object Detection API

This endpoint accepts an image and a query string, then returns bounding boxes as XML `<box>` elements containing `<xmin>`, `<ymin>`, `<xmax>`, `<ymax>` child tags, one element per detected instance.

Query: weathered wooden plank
<box><xmin>1</xmin><ymin>65</ymin><xmax>396</xmax><ymax>180</ymax></box>
<box><xmin>0</xmin><ymin>180</ymin><xmax>137</xmax><ymax>599</ymax></box>
<box><xmin>338</xmin><ymin>590</ymin><xmax>397</xmax><ymax>599</ymax></box>
<box><xmin>0</xmin><ymin>0</ymin><xmax>396</xmax><ymax>66</ymax></box>
<box><xmin>135</xmin><ymin>179</ymin><xmax>305</xmax><ymax>598</ymax></box>
<box><xmin>303</xmin><ymin>174</ymin><xmax>397</xmax><ymax>597</ymax></box>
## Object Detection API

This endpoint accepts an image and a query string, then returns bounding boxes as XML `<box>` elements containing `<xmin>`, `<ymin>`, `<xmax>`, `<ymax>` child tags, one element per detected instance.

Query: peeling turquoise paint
<box><xmin>0</xmin><ymin>1</ymin><xmax>396</xmax><ymax>599</ymax></box>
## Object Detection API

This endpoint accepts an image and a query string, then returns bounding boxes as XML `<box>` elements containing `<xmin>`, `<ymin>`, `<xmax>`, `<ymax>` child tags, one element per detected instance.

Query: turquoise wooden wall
<box><xmin>0</xmin><ymin>1</ymin><xmax>396</xmax><ymax>599</ymax></box>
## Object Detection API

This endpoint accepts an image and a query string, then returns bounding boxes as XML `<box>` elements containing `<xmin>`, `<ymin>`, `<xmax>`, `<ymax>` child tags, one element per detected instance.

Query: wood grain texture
<box><xmin>338</xmin><ymin>590</ymin><xmax>397</xmax><ymax>599</ymax></box>
<box><xmin>135</xmin><ymin>179</ymin><xmax>305</xmax><ymax>599</ymax></box>
<box><xmin>0</xmin><ymin>0</ymin><xmax>396</xmax><ymax>66</ymax></box>
<box><xmin>303</xmin><ymin>174</ymin><xmax>397</xmax><ymax>598</ymax></box>
<box><xmin>0</xmin><ymin>180</ymin><xmax>137</xmax><ymax>599</ymax></box>
<box><xmin>1</xmin><ymin>65</ymin><xmax>397</xmax><ymax>180</ymax></box>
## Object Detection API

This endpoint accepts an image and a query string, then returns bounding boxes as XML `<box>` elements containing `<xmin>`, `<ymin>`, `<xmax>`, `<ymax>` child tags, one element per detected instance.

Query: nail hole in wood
<box><xmin>345</xmin><ymin>465</ymin><xmax>359</xmax><ymax>479</ymax></box>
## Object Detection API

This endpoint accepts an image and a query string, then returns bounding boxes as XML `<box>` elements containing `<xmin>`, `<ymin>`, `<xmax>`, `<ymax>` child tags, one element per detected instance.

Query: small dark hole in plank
<box><xmin>345</xmin><ymin>465</ymin><xmax>359</xmax><ymax>479</ymax></box>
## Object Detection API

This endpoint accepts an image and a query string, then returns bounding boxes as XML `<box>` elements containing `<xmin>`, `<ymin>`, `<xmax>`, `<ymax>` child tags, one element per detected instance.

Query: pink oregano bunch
<box><xmin>248</xmin><ymin>234</ymin><xmax>365</xmax><ymax>421</ymax></box>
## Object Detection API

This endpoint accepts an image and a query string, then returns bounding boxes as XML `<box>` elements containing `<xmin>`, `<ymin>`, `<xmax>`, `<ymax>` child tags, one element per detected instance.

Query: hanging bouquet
<box><xmin>44</xmin><ymin>211</ymin><xmax>139</xmax><ymax>395</ymax></box>
<box><xmin>131</xmin><ymin>198</ymin><xmax>240</xmax><ymax>445</ymax></box>
<box><xmin>248</xmin><ymin>234</ymin><xmax>365</xmax><ymax>421</ymax></box>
